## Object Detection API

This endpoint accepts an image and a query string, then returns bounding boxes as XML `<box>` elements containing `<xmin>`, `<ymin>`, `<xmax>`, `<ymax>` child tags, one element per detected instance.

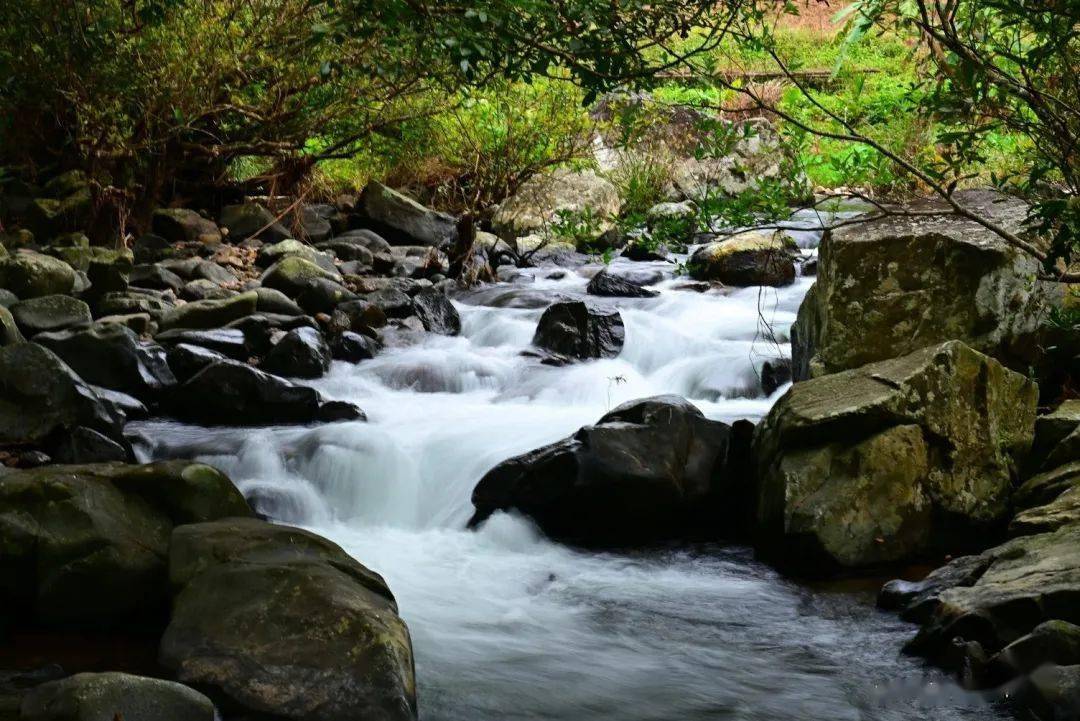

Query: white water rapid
<box><xmin>134</xmin><ymin>212</ymin><xmax>1009</xmax><ymax>721</ymax></box>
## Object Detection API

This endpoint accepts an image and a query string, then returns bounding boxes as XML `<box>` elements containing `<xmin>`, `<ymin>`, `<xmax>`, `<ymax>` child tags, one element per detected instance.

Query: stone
<box><xmin>299</xmin><ymin>204</ymin><xmax>333</xmax><ymax>242</ymax></box>
<box><xmin>533</xmin><ymin>301</ymin><xmax>624</xmax><ymax>361</ymax></box>
<box><xmin>0</xmin><ymin>306</ymin><xmax>25</xmax><ymax>346</ymax></box>
<box><xmin>0</xmin><ymin>461</ymin><xmax>250</xmax><ymax>628</ymax></box>
<box><xmin>157</xmin><ymin>291</ymin><xmax>257</xmax><ymax>331</ymax></box>
<box><xmin>50</xmin><ymin>426</ymin><xmax>130</xmax><ymax>463</ymax></box>
<box><xmin>262</xmin><ymin>327</ymin><xmax>332</xmax><ymax>379</ymax></box>
<box><xmin>318</xmin><ymin>239</ymin><xmax>375</xmax><ymax>264</ymax></box>
<box><xmin>1014</xmin><ymin>461</ymin><xmax>1080</xmax><ymax>514</ymax></box>
<box><xmin>95</xmin><ymin>292</ymin><xmax>173</xmax><ymax>319</ymax></box>
<box><xmin>219</xmin><ymin>203</ymin><xmax>290</xmax><ymax>242</ymax></box>
<box><xmin>1011</xmin><ymin>478</ymin><xmax>1080</xmax><ymax>537</ymax></box>
<box><xmin>470</xmin><ymin>396</ymin><xmax>731</xmax><ymax>545</ymax></box>
<box><xmin>365</xmin><ymin>287</ymin><xmax>413</xmax><ymax>319</ymax></box>
<box><xmin>34</xmin><ymin>324</ymin><xmax>176</xmax><ymax>400</ymax></box>
<box><xmin>760</xmin><ymin>358</ymin><xmax>792</xmax><ymax>396</ymax></box>
<box><xmin>160</xmin><ymin>518</ymin><xmax>415</xmax><ymax>721</ymax></box>
<box><xmin>411</xmin><ymin>288</ymin><xmax>461</xmax><ymax>335</ymax></box>
<box><xmin>256</xmin><ymin>238</ymin><xmax>334</xmax><ymax>271</ymax></box>
<box><xmin>130</xmin><ymin>264</ymin><xmax>186</xmax><ymax>292</ymax></box>
<box><xmin>260</xmin><ymin>256</ymin><xmax>341</xmax><ymax>297</ymax></box>
<box><xmin>10</xmin><ymin>296</ymin><xmax>90</xmax><ymax>336</ymax></box>
<box><xmin>167</xmin><ymin>359</ymin><xmax>345</xmax><ymax>425</ymax></box>
<box><xmin>180</xmin><ymin>278</ymin><xmax>235</xmax><ymax>302</ymax></box>
<box><xmin>332</xmin><ymin>332</ymin><xmax>379</xmax><ymax>363</ymax></box>
<box><xmin>165</xmin><ymin>343</ymin><xmax>229</xmax><ymax>383</ymax></box>
<box><xmin>19</xmin><ymin>672</ymin><xmax>215</xmax><ymax>721</ymax></box>
<box><xmin>152</xmin><ymin>208</ymin><xmax>222</xmax><ymax>244</ymax></box>
<box><xmin>0</xmin><ymin>251</ymin><xmax>75</xmax><ymax>298</ymax></box>
<box><xmin>334</xmin><ymin>229</ymin><xmax>392</xmax><ymax>255</ymax></box>
<box><xmin>753</xmin><ymin>341</ymin><xmax>1038</xmax><ymax>572</ymax></box>
<box><xmin>295</xmin><ymin>278</ymin><xmax>356</xmax><ymax>315</ymax></box>
<box><xmin>359</xmin><ymin>180</ymin><xmax>456</xmax><ymax>246</ymax></box>
<box><xmin>254</xmin><ymin>286</ymin><xmax>304</xmax><ymax>316</ymax></box>
<box><xmin>791</xmin><ymin>190</ymin><xmax>1060</xmax><ymax>379</ymax></box>
<box><xmin>132</xmin><ymin>233</ymin><xmax>176</xmax><ymax>264</ymax></box>
<box><xmin>586</xmin><ymin>269</ymin><xmax>659</xmax><ymax>298</ymax></box>
<box><xmin>155</xmin><ymin>328</ymin><xmax>249</xmax><ymax>360</ymax></box>
<box><xmin>1011</xmin><ymin>664</ymin><xmax>1080</xmax><ymax>721</ymax></box>
<box><xmin>0</xmin><ymin>288</ymin><xmax>18</xmax><ymax>307</ymax></box>
<box><xmin>492</xmin><ymin>169</ymin><xmax>621</xmax><ymax>244</ymax></box>
<box><xmin>0</xmin><ymin>343</ymin><xmax>124</xmax><ymax>446</ymax></box>
<box><xmin>334</xmin><ymin>299</ymin><xmax>388</xmax><ymax>333</ymax></box>
<box><xmin>689</xmin><ymin>230</ymin><xmax>797</xmax><ymax>287</ymax></box>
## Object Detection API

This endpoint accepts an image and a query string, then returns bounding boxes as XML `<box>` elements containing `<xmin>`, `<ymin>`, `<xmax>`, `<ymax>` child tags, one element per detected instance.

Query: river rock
<box><xmin>332</xmin><ymin>332</ymin><xmax>379</xmax><ymax>363</ymax></box>
<box><xmin>0</xmin><ymin>461</ymin><xmax>251</xmax><ymax>628</ymax></box>
<box><xmin>689</xmin><ymin>230</ymin><xmax>796</xmax><ymax>287</ymax></box>
<box><xmin>753</xmin><ymin>340</ymin><xmax>1038</xmax><ymax>573</ymax></box>
<box><xmin>1011</xmin><ymin>664</ymin><xmax>1080</xmax><ymax>720</ymax></box>
<box><xmin>470</xmin><ymin>395</ymin><xmax>732</xmax><ymax>545</ymax></box>
<box><xmin>220</xmin><ymin>203</ymin><xmax>290</xmax><ymax>243</ymax></box>
<box><xmin>262</xmin><ymin>327</ymin><xmax>332</xmax><ymax>379</ymax></box>
<box><xmin>156</xmin><ymin>327</ymin><xmax>250</xmax><ymax>360</ymax></box>
<box><xmin>152</xmin><ymin>208</ymin><xmax>222</xmax><ymax>245</ymax></box>
<box><xmin>9</xmin><ymin>295</ymin><xmax>91</xmax><ymax>335</ymax></box>
<box><xmin>334</xmin><ymin>299</ymin><xmax>388</xmax><ymax>334</ymax></box>
<box><xmin>359</xmin><ymin>180</ymin><xmax>456</xmax><ymax>247</ymax></box>
<box><xmin>50</xmin><ymin>425</ymin><xmax>130</xmax><ymax>463</ymax></box>
<box><xmin>533</xmin><ymin>301</ymin><xmax>624</xmax><ymax>361</ymax></box>
<box><xmin>34</xmin><ymin>324</ymin><xmax>176</xmax><ymax>400</ymax></box>
<box><xmin>586</xmin><ymin>269</ymin><xmax>659</xmax><ymax>298</ymax></box>
<box><xmin>180</xmin><ymin>278</ymin><xmax>235</xmax><ymax>302</ymax></box>
<box><xmin>319</xmin><ymin>239</ymin><xmax>374</xmax><ymax>264</ymax></box>
<box><xmin>0</xmin><ymin>306</ymin><xmax>24</xmax><ymax>346</ymax></box>
<box><xmin>412</xmin><ymin>288</ymin><xmax>460</xmax><ymax>335</ymax></box>
<box><xmin>0</xmin><ymin>343</ymin><xmax>124</xmax><ymax>447</ymax></box>
<box><xmin>366</xmin><ymin>287</ymin><xmax>414</xmax><ymax>319</ymax></box>
<box><xmin>791</xmin><ymin>190</ymin><xmax>1059</xmax><ymax>380</ymax></box>
<box><xmin>95</xmin><ymin>291</ymin><xmax>173</xmax><ymax>319</ymax></box>
<box><xmin>0</xmin><ymin>251</ymin><xmax>76</xmax><ymax>298</ymax></box>
<box><xmin>160</xmin><ymin>517</ymin><xmax>416</xmax><ymax>721</ymax></box>
<box><xmin>254</xmin><ymin>286</ymin><xmax>304</xmax><ymax>316</ymax></box>
<box><xmin>260</xmin><ymin>256</ymin><xmax>341</xmax><ymax>297</ymax></box>
<box><xmin>166</xmin><ymin>359</ymin><xmax>357</xmax><ymax>425</ymax></box>
<box><xmin>333</xmin><ymin>229</ymin><xmax>393</xmax><ymax>255</ymax></box>
<box><xmin>20</xmin><ymin>672</ymin><xmax>215</xmax><ymax>721</ymax></box>
<box><xmin>491</xmin><ymin>169</ymin><xmax>621</xmax><ymax>246</ymax></box>
<box><xmin>157</xmin><ymin>291</ymin><xmax>257</xmax><ymax>331</ymax></box>
<box><xmin>130</xmin><ymin>263</ymin><xmax>186</xmax><ymax>292</ymax></box>
<box><xmin>165</xmin><ymin>343</ymin><xmax>229</xmax><ymax>382</ymax></box>
<box><xmin>256</xmin><ymin>238</ymin><xmax>334</xmax><ymax>271</ymax></box>
<box><xmin>295</xmin><ymin>277</ymin><xmax>356</xmax><ymax>315</ymax></box>
<box><xmin>299</xmin><ymin>204</ymin><xmax>334</xmax><ymax>242</ymax></box>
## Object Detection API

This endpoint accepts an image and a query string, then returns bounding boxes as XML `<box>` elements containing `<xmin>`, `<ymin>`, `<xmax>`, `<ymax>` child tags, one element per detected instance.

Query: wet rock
<box><xmin>189</xmin><ymin>260</ymin><xmax>234</xmax><ymax>285</ymax></box>
<box><xmin>0</xmin><ymin>461</ymin><xmax>251</xmax><ymax>629</ymax></box>
<box><xmin>1011</xmin><ymin>664</ymin><xmax>1080</xmax><ymax>720</ymax></box>
<box><xmin>220</xmin><ymin>203</ymin><xmax>290</xmax><ymax>243</ymax></box>
<box><xmin>411</xmin><ymin>288</ymin><xmax>460</xmax><ymax>335</ymax></box>
<box><xmin>34</xmin><ymin>324</ymin><xmax>176</xmax><ymax>400</ymax></box>
<box><xmin>254</xmin><ymin>286</ymin><xmax>304</xmax><ymax>316</ymax></box>
<box><xmin>130</xmin><ymin>263</ymin><xmax>186</xmax><ymax>292</ymax></box>
<box><xmin>260</xmin><ymin>256</ymin><xmax>342</xmax><ymax>297</ymax></box>
<box><xmin>623</xmin><ymin>241</ymin><xmax>670</xmax><ymax>262</ymax></box>
<box><xmin>0</xmin><ymin>305</ymin><xmax>25</xmax><ymax>346</ymax></box>
<box><xmin>95</xmin><ymin>292</ymin><xmax>173</xmax><ymax>319</ymax></box>
<box><xmin>152</xmin><ymin>208</ymin><xmax>222</xmax><ymax>245</ymax></box>
<box><xmin>262</xmin><ymin>327</ymin><xmax>332</xmax><ymax>379</ymax></box>
<box><xmin>332</xmin><ymin>332</ymin><xmax>379</xmax><ymax>363</ymax></box>
<box><xmin>366</xmin><ymin>287</ymin><xmax>414</xmax><ymax>319</ymax></box>
<box><xmin>1010</xmin><ymin>466</ymin><xmax>1080</xmax><ymax>537</ymax></box>
<box><xmin>753</xmin><ymin>341</ymin><xmax>1038</xmax><ymax>573</ymax></box>
<box><xmin>0</xmin><ymin>288</ymin><xmax>18</xmax><ymax>307</ymax></box>
<box><xmin>317</xmin><ymin>400</ymin><xmax>366</xmax><ymax>422</ymax></box>
<box><xmin>167</xmin><ymin>359</ymin><xmax>346</xmax><ymax>425</ymax></box>
<box><xmin>791</xmin><ymin>190</ymin><xmax>1059</xmax><ymax>380</ymax></box>
<box><xmin>299</xmin><ymin>204</ymin><xmax>334</xmax><ymax>242</ymax></box>
<box><xmin>492</xmin><ymin>169</ymin><xmax>621</xmax><ymax>245</ymax></box>
<box><xmin>359</xmin><ymin>180</ymin><xmax>456</xmax><ymax>247</ymax></box>
<box><xmin>470</xmin><ymin>396</ymin><xmax>732</xmax><ymax>545</ymax></box>
<box><xmin>180</xmin><ymin>278</ymin><xmax>235</xmax><ymax>302</ymax></box>
<box><xmin>533</xmin><ymin>300</ymin><xmax>624</xmax><ymax>360</ymax></box>
<box><xmin>50</xmin><ymin>425</ymin><xmax>130</xmax><ymax>463</ymax></box>
<box><xmin>586</xmin><ymin>269</ymin><xmax>659</xmax><ymax>298</ymax></box>
<box><xmin>0</xmin><ymin>251</ymin><xmax>76</xmax><ymax>298</ymax></box>
<box><xmin>295</xmin><ymin>277</ymin><xmax>356</xmax><ymax>315</ymax></box>
<box><xmin>333</xmin><ymin>299</ymin><xmax>388</xmax><ymax>334</ymax></box>
<box><xmin>8</xmin><ymin>295</ymin><xmax>91</xmax><ymax>335</ymax></box>
<box><xmin>0</xmin><ymin>343</ymin><xmax>124</xmax><ymax>447</ymax></box>
<box><xmin>165</xmin><ymin>343</ymin><xmax>229</xmax><ymax>383</ymax></box>
<box><xmin>89</xmin><ymin>385</ymin><xmax>148</xmax><ymax>422</ymax></box>
<box><xmin>132</xmin><ymin>233</ymin><xmax>176</xmax><ymax>264</ymax></box>
<box><xmin>160</xmin><ymin>517</ymin><xmax>415</xmax><ymax>721</ymax></box>
<box><xmin>333</xmin><ymin>229</ymin><xmax>392</xmax><ymax>255</ymax></box>
<box><xmin>155</xmin><ymin>328</ymin><xmax>249</xmax><ymax>360</ymax></box>
<box><xmin>760</xmin><ymin>358</ymin><xmax>792</xmax><ymax>396</ymax></box>
<box><xmin>20</xmin><ymin>671</ymin><xmax>216</xmax><ymax>721</ymax></box>
<box><xmin>318</xmin><ymin>239</ymin><xmax>374</xmax><ymax>264</ymax></box>
<box><xmin>158</xmin><ymin>291</ymin><xmax>257</xmax><ymax>331</ymax></box>
<box><xmin>256</xmin><ymin>238</ymin><xmax>334</xmax><ymax>271</ymax></box>
<box><xmin>690</xmin><ymin>230</ymin><xmax>796</xmax><ymax>287</ymax></box>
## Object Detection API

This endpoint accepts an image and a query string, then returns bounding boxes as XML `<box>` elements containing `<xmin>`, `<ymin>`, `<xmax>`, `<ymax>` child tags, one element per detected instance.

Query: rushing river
<box><xmin>134</xmin><ymin>213</ymin><xmax>1009</xmax><ymax>721</ymax></box>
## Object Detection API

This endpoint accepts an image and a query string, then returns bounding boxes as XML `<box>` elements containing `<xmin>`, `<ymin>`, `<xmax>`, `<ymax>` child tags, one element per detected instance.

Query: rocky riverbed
<box><xmin>0</xmin><ymin>173</ymin><xmax>1078</xmax><ymax>721</ymax></box>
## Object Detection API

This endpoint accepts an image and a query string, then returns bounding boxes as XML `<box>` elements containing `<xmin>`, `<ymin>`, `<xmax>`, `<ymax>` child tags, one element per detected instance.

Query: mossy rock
<box><xmin>0</xmin><ymin>251</ymin><xmax>76</xmax><ymax>298</ymax></box>
<box><xmin>20</xmin><ymin>671</ymin><xmax>215</xmax><ymax>721</ymax></box>
<box><xmin>689</xmin><ymin>230</ymin><xmax>797</xmax><ymax>287</ymax></box>
<box><xmin>10</xmin><ymin>294</ymin><xmax>92</xmax><ymax>335</ymax></box>
<box><xmin>0</xmin><ymin>306</ymin><xmax>23</xmax><ymax>346</ymax></box>
<box><xmin>260</xmin><ymin>256</ymin><xmax>341</xmax><ymax>297</ymax></box>
<box><xmin>158</xmin><ymin>291</ymin><xmax>258</xmax><ymax>331</ymax></box>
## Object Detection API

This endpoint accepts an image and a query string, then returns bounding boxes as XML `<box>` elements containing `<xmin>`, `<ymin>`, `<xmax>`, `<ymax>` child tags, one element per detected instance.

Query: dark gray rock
<box><xmin>533</xmin><ymin>301</ymin><xmax>624</xmax><ymax>360</ymax></box>
<box><xmin>295</xmin><ymin>278</ymin><xmax>356</xmax><ymax>315</ymax></box>
<box><xmin>359</xmin><ymin>181</ymin><xmax>456</xmax><ymax>246</ymax></box>
<box><xmin>412</xmin><ymin>288</ymin><xmax>461</xmax><ymax>335</ymax></box>
<box><xmin>220</xmin><ymin>203</ymin><xmax>290</xmax><ymax>242</ymax></box>
<box><xmin>50</xmin><ymin>426</ymin><xmax>130</xmax><ymax>463</ymax></box>
<box><xmin>20</xmin><ymin>671</ymin><xmax>216</xmax><ymax>721</ymax></box>
<box><xmin>254</xmin><ymin>286</ymin><xmax>304</xmax><ymax>316</ymax></box>
<box><xmin>152</xmin><ymin>208</ymin><xmax>222</xmax><ymax>244</ymax></box>
<box><xmin>165</xmin><ymin>343</ymin><xmax>229</xmax><ymax>383</ymax></box>
<box><xmin>10</xmin><ymin>295</ymin><xmax>91</xmax><ymax>335</ymax></box>
<box><xmin>262</xmin><ymin>327</ymin><xmax>332</xmax><ymax>379</ymax></box>
<box><xmin>155</xmin><ymin>328</ymin><xmax>249</xmax><ymax>360</ymax></box>
<box><xmin>130</xmin><ymin>264</ymin><xmax>186</xmax><ymax>292</ymax></box>
<box><xmin>586</xmin><ymin>269</ymin><xmax>659</xmax><ymax>298</ymax></box>
<box><xmin>332</xmin><ymin>332</ymin><xmax>379</xmax><ymax>363</ymax></box>
<box><xmin>366</xmin><ymin>287</ymin><xmax>414</xmax><ymax>319</ymax></box>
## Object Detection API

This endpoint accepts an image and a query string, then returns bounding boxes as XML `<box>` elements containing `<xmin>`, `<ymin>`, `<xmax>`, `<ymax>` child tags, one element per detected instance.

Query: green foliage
<box><xmin>549</xmin><ymin>207</ymin><xmax>608</xmax><ymax>251</ymax></box>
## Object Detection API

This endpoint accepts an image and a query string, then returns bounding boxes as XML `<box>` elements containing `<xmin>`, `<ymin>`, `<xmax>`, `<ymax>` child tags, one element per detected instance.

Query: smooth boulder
<box><xmin>689</xmin><ymin>230</ymin><xmax>796</xmax><ymax>287</ymax></box>
<box><xmin>411</xmin><ymin>288</ymin><xmax>461</xmax><ymax>335</ymax></box>
<box><xmin>532</xmin><ymin>301</ymin><xmax>624</xmax><ymax>361</ymax></box>
<box><xmin>470</xmin><ymin>396</ymin><xmax>731</xmax><ymax>545</ymax></box>
<box><xmin>262</xmin><ymin>327</ymin><xmax>332</xmax><ymax>379</ymax></box>
<box><xmin>491</xmin><ymin>169</ymin><xmax>621</xmax><ymax>244</ymax></box>
<box><xmin>157</xmin><ymin>291</ymin><xmax>257</xmax><ymax>331</ymax></box>
<box><xmin>159</xmin><ymin>517</ymin><xmax>416</xmax><ymax>721</ymax></box>
<box><xmin>20</xmin><ymin>672</ymin><xmax>215</xmax><ymax>721</ymax></box>
<box><xmin>35</xmin><ymin>324</ymin><xmax>176</xmax><ymax>400</ymax></box>
<box><xmin>753</xmin><ymin>340</ymin><xmax>1038</xmax><ymax>573</ymax></box>
<box><xmin>0</xmin><ymin>251</ymin><xmax>76</xmax><ymax>298</ymax></box>
<box><xmin>586</xmin><ymin>269</ymin><xmax>659</xmax><ymax>298</ymax></box>
<box><xmin>10</xmin><ymin>295</ymin><xmax>91</xmax><ymax>335</ymax></box>
<box><xmin>359</xmin><ymin>181</ymin><xmax>456</xmax><ymax>247</ymax></box>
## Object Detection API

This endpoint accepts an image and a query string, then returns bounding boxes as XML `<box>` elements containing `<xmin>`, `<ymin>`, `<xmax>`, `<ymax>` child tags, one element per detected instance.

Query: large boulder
<box><xmin>791</xmin><ymin>190</ymin><xmax>1059</xmax><ymax>379</ymax></box>
<box><xmin>260</xmin><ymin>256</ymin><xmax>341</xmax><ymax>297</ymax></box>
<box><xmin>10</xmin><ymin>295</ymin><xmax>92</xmax><ymax>336</ymax></box>
<box><xmin>359</xmin><ymin>181</ymin><xmax>457</xmax><ymax>247</ymax></box>
<box><xmin>586</xmin><ymin>269</ymin><xmax>659</xmax><ymax>298</ymax></box>
<box><xmin>0</xmin><ymin>461</ymin><xmax>251</xmax><ymax>629</ymax></box>
<box><xmin>261</xmin><ymin>327</ymin><xmax>332</xmax><ymax>379</ymax></box>
<box><xmin>470</xmin><ymin>396</ymin><xmax>732</xmax><ymax>545</ymax></box>
<box><xmin>157</xmin><ymin>291</ymin><xmax>257</xmax><ymax>331</ymax></box>
<box><xmin>166</xmin><ymin>359</ymin><xmax>361</xmax><ymax>425</ymax></box>
<box><xmin>689</xmin><ymin>230</ymin><xmax>797</xmax><ymax>287</ymax></box>
<box><xmin>256</xmin><ymin>238</ymin><xmax>335</xmax><ymax>271</ymax></box>
<box><xmin>20</xmin><ymin>672</ymin><xmax>215</xmax><ymax>721</ymax></box>
<box><xmin>532</xmin><ymin>301</ymin><xmax>624</xmax><ymax>361</ymax></box>
<box><xmin>753</xmin><ymin>341</ymin><xmax>1038</xmax><ymax>573</ymax></box>
<box><xmin>0</xmin><ymin>343</ymin><xmax>124</xmax><ymax>447</ymax></box>
<box><xmin>0</xmin><ymin>251</ymin><xmax>76</xmax><ymax>298</ymax></box>
<box><xmin>151</xmin><ymin>208</ymin><xmax>222</xmax><ymax>244</ymax></box>
<box><xmin>491</xmin><ymin>168</ymin><xmax>621</xmax><ymax>244</ymax></box>
<box><xmin>159</xmin><ymin>517</ymin><xmax>416</xmax><ymax>721</ymax></box>
<box><xmin>0</xmin><ymin>306</ymin><xmax>24</xmax><ymax>346</ymax></box>
<box><xmin>219</xmin><ymin>203</ymin><xmax>290</xmax><ymax>243</ymax></box>
<box><xmin>34</xmin><ymin>324</ymin><xmax>176</xmax><ymax>400</ymax></box>
<box><xmin>411</xmin><ymin>288</ymin><xmax>461</xmax><ymax>335</ymax></box>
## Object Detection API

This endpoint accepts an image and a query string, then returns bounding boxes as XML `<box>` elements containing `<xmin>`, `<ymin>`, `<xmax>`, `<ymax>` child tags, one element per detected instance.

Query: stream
<box><xmin>133</xmin><ymin>212</ymin><xmax>1009</xmax><ymax>721</ymax></box>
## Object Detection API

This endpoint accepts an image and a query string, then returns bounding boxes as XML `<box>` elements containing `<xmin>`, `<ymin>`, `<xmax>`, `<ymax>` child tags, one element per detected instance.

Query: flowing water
<box><xmin>134</xmin><ymin>212</ymin><xmax>1009</xmax><ymax>721</ymax></box>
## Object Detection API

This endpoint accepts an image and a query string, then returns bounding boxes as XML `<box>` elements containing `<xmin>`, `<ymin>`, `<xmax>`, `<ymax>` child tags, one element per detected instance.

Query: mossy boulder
<box><xmin>256</xmin><ymin>238</ymin><xmax>334</xmax><ymax>271</ymax></box>
<box><xmin>20</xmin><ymin>671</ymin><xmax>215</xmax><ymax>721</ymax></box>
<box><xmin>753</xmin><ymin>340</ymin><xmax>1038</xmax><ymax>573</ymax></box>
<box><xmin>159</xmin><ymin>517</ymin><xmax>416</xmax><ymax>721</ymax></box>
<box><xmin>35</xmin><ymin>324</ymin><xmax>176</xmax><ymax>400</ymax></box>
<box><xmin>0</xmin><ymin>251</ymin><xmax>76</xmax><ymax>298</ymax></box>
<box><xmin>359</xmin><ymin>180</ymin><xmax>457</xmax><ymax>247</ymax></box>
<box><xmin>10</xmin><ymin>295</ymin><xmax>92</xmax><ymax>335</ymax></box>
<box><xmin>219</xmin><ymin>203</ymin><xmax>290</xmax><ymax>243</ymax></box>
<box><xmin>157</xmin><ymin>291</ymin><xmax>257</xmax><ymax>331</ymax></box>
<box><xmin>260</xmin><ymin>256</ymin><xmax>341</xmax><ymax>297</ymax></box>
<box><xmin>0</xmin><ymin>306</ymin><xmax>24</xmax><ymax>346</ymax></box>
<box><xmin>491</xmin><ymin>169</ymin><xmax>621</xmax><ymax>246</ymax></box>
<box><xmin>791</xmin><ymin>190</ymin><xmax>1060</xmax><ymax>379</ymax></box>
<box><xmin>689</xmin><ymin>230</ymin><xmax>797</xmax><ymax>287</ymax></box>
<box><xmin>151</xmin><ymin>208</ymin><xmax>222</xmax><ymax>244</ymax></box>
<box><xmin>0</xmin><ymin>461</ymin><xmax>251</xmax><ymax>629</ymax></box>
